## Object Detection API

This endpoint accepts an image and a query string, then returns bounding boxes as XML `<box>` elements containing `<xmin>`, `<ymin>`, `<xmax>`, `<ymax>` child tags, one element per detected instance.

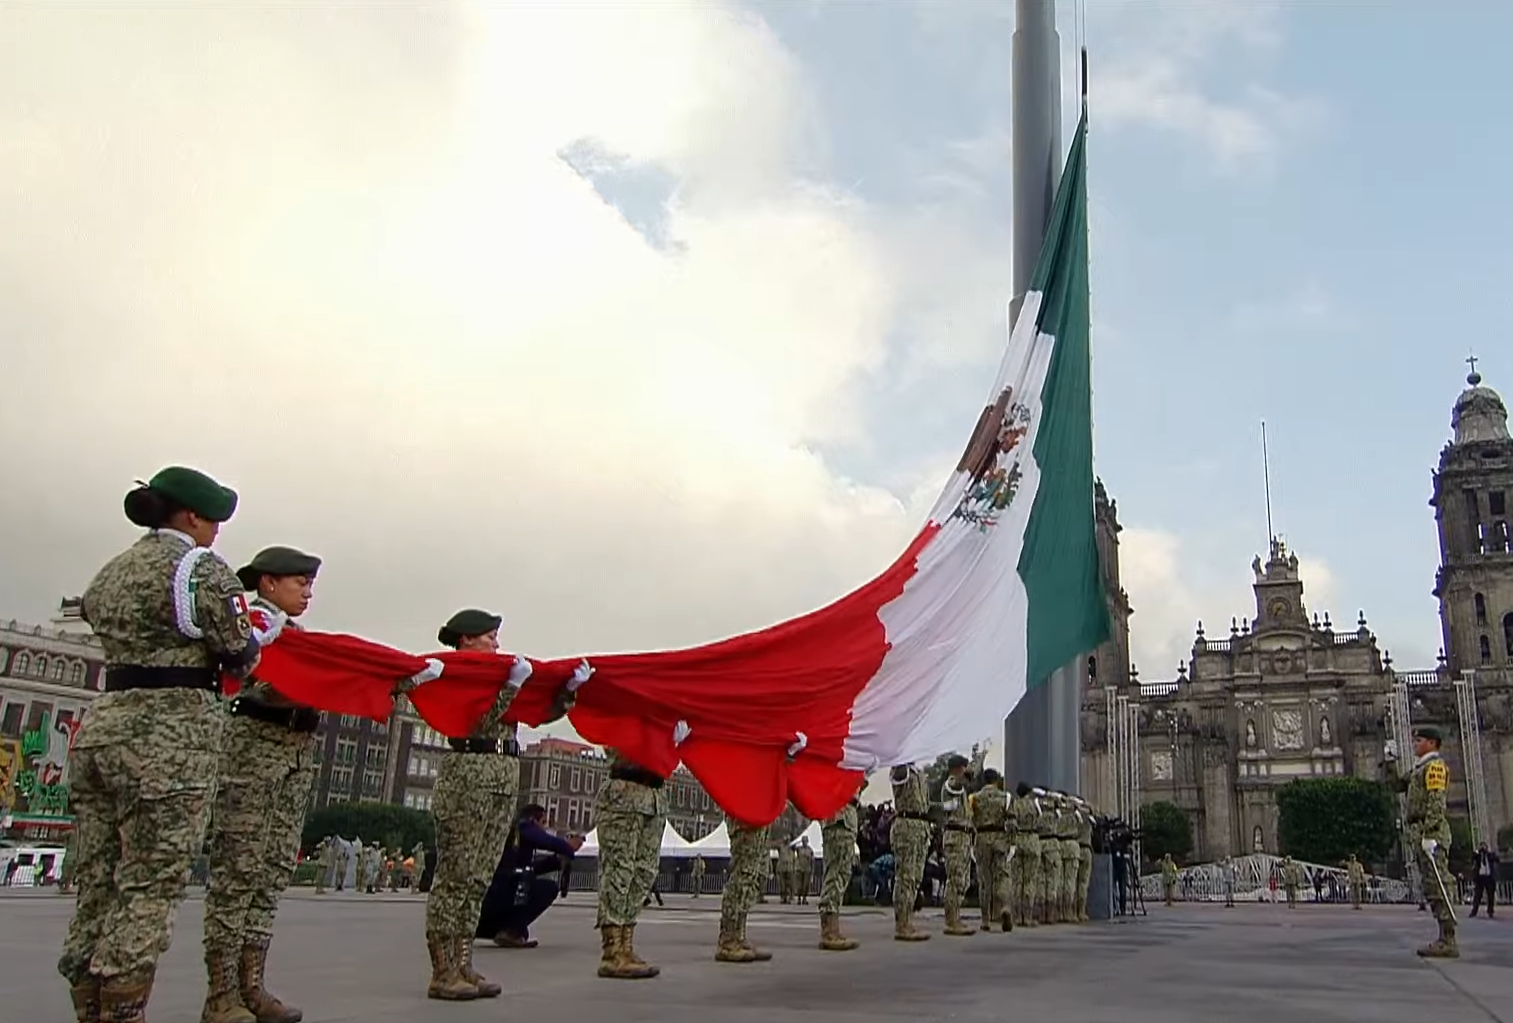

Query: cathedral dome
<box><xmin>1452</xmin><ymin>367</ymin><xmax>1509</xmax><ymax>445</ymax></box>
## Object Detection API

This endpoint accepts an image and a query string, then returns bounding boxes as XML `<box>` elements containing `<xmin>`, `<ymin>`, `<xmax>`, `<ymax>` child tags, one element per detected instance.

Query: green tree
<box><xmin>1498</xmin><ymin>822</ymin><xmax>1513</xmax><ymax>854</ymax></box>
<box><xmin>1447</xmin><ymin>817</ymin><xmax>1474</xmax><ymax>878</ymax></box>
<box><xmin>301</xmin><ymin>802</ymin><xmax>435</xmax><ymax>856</ymax></box>
<box><xmin>1274</xmin><ymin>778</ymin><xmax>1396</xmax><ymax>865</ymax></box>
<box><xmin>1138</xmin><ymin>801</ymin><xmax>1192</xmax><ymax>865</ymax></box>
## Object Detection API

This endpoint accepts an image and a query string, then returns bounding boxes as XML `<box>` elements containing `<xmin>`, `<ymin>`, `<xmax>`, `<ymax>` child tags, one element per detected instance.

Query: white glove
<box><xmin>506</xmin><ymin>656</ymin><xmax>533</xmax><ymax>688</ymax></box>
<box><xmin>943</xmin><ymin>799</ymin><xmax>960</xmax><ymax>812</ymax></box>
<box><xmin>1383</xmin><ymin>739</ymin><xmax>1398</xmax><ymax>762</ymax></box>
<box><xmin>1421</xmin><ymin>838</ymin><xmax>1438</xmax><ymax>856</ymax></box>
<box><xmin>566</xmin><ymin>658</ymin><xmax>594</xmax><ymax>692</ymax></box>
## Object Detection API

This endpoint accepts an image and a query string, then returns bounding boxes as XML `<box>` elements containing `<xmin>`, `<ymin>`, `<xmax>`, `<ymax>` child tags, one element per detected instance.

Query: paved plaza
<box><xmin>3</xmin><ymin>891</ymin><xmax>1509</xmax><ymax>1022</ymax></box>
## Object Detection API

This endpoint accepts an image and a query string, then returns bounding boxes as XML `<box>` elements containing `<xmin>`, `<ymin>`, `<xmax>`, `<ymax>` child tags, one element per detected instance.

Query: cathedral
<box><xmin>1080</xmin><ymin>365</ymin><xmax>1513</xmax><ymax>860</ymax></box>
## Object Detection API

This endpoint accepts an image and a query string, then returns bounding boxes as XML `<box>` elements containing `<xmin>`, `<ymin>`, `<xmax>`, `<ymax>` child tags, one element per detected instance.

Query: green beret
<box><xmin>237</xmin><ymin>546</ymin><xmax>322</xmax><ymax>591</ymax></box>
<box><xmin>437</xmin><ymin>608</ymin><xmax>502</xmax><ymax>648</ymax></box>
<box><xmin>946</xmin><ymin>754</ymin><xmax>970</xmax><ymax>770</ymax></box>
<box><xmin>147</xmin><ymin>466</ymin><xmax>238</xmax><ymax>522</ymax></box>
<box><xmin>1413</xmin><ymin>725</ymin><xmax>1443</xmax><ymax>743</ymax></box>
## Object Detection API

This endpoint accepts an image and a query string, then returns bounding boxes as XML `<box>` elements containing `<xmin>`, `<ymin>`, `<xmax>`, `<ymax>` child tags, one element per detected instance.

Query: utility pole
<box><xmin>1004</xmin><ymin>0</ymin><xmax>1080</xmax><ymax>795</ymax></box>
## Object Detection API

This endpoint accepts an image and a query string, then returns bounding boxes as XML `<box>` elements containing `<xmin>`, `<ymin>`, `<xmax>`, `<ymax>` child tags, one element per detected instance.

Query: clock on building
<box><xmin>1267</xmin><ymin>597</ymin><xmax>1291</xmax><ymax>619</ymax></box>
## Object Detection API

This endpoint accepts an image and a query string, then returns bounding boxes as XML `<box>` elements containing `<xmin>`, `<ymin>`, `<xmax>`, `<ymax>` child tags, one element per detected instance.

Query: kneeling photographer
<box><xmin>477</xmin><ymin>804</ymin><xmax>583</xmax><ymax>948</ymax></box>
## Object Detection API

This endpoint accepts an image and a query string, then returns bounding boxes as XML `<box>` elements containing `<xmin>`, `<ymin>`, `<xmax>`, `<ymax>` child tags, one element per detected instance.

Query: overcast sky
<box><xmin>2</xmin><ymin>2</ymin><xmax>1505</xmax><ymax>725</ymax></box>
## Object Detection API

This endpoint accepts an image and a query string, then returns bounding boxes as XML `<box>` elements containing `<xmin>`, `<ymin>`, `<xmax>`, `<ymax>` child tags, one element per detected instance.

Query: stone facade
<box><xmin>1081</xmin><ymin>368</ymin><xmax>1513</xmax><ymax>858</ymax></box>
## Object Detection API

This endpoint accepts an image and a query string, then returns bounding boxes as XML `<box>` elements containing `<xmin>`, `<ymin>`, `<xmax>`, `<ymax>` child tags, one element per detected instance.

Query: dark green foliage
<box><xmin>1498</xmin><ymin>822</ymin><xmax>1513</xmax><ymax>853</ymax></box>
<box><xmin>1274</xmin><ymin>778</ymin><xmax>1396</xmax><ymax>865</ymax></box>
<box><xmin>1138</xmin><ymin>800</ymin><xmax>1192</xmax><ymax>865</ymax></box>
<box><xmin>300</xmin><ymin>801</ymin><xmax>434</xmax><ymax>856</ymax></box>
<box><xmin>1448</xmin><ymin>817</ymin><xmax>1474</xmax><ymax>876</ymax></box>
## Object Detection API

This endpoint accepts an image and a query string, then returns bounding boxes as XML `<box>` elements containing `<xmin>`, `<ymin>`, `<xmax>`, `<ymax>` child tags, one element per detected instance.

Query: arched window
<box><xmin>13</xmin><ymin>652</ymin><xmax>29</xmax><ymax>675</ymax></box>
<box><xmin>33</xmin><ymin>655</ymin><xmax>47</xmax><ymax>678</ymax></box>
<box><xmin>1252</xmin><ymin>826</ymin><xmax>1265</xmax><ymax>852</ymax></box>
<box><xmin>1504</xmin><ymin>613</ymin><xmax>1513</xmax><ymax>659</ymax></box>
<box><xmin>69</xmin><ymin>662</ymin><xmax>85</xmax><ymax>684</ymax></box>
<box><xmin>1475</xmin><ymin>593</ymin><xmax>1487</xmax><ymax>624</ymax></box>
<box><xmin>1480</xmin><ymin>635</ymin><xmax>1492</xmax><ymax>663</ymax></box>
<box><xmin>51</xmin><ymin>659</ymin><xmax>65</xmax><ymax>681</ymax></box>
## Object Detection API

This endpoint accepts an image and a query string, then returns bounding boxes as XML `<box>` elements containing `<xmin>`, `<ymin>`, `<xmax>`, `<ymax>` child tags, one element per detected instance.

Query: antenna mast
<box><xmin>1261</xmin><ymin>420</ymin><xmax>1275</xmax><ymax>545</ymax></box>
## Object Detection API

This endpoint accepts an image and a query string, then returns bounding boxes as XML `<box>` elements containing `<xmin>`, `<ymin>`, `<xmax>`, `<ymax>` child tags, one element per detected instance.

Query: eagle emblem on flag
<box><xmin>950</xmin><ymin>386</ymin><xmax>1031</xmax><ymax>530</ymax></box>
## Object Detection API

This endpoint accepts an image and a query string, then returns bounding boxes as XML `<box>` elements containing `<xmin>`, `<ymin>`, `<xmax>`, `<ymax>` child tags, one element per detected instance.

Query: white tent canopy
<box><xmin>687</xmin><ymin>821</ymin><xmax>730</xmax><ymax>856</ymax></box>
<box><xmin>576</xmin><ymin>822</ymin><xmax>702</xmax><ymax>859</ymax></box>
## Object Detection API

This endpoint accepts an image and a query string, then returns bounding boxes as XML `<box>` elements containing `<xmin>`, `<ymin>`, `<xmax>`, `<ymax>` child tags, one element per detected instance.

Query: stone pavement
<box><xmin>3</xmin><ymin>891</ymin><xmax>1509</xmax><ymax>1022</ymax></box>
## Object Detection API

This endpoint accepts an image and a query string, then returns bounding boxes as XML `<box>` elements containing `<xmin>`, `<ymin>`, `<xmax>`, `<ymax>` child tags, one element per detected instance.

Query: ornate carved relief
<box><xmin>1272</xmin><ymin>708</ymin><xmax>1304</xmax><ymax>750</ymax></box>
<box><xmin>1150</xmin><ymin>750</ymin><xmax>1173</xmax><ymax>781</ymax></box>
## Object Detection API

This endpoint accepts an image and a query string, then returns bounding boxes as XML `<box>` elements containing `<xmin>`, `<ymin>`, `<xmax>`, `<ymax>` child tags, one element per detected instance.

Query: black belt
<box><xmin>230</xmin><ymin>698</ymin><xmax>321</xmax><ymax>733</ymax></box>
<box><xmin>609</xmin><ymin>765</ymin><xmax>664</xmax><ymax>788</ymax></box>
<box><xmin>104</xmin><ymin>666</ymin><xmax>218</xmax><ymax>693</ymax></box>
<box><xmin>944</xmin><ymin>823</ymin><xmax>972</xmax><ymax>833</ymax></box>
<box><xmin>897</xmin><ymin>812</ymin><xmax>930</xmax><ymax>822</ymax></box>
<box><xmin>975</xmin><ymin>825</ymin><xmax>1006</xmax><ymax>833</ymax></box>
<box><xmin>449</xmin><ymin>736</ymin><xmax>520</xmax><ymax>756</ymax></box>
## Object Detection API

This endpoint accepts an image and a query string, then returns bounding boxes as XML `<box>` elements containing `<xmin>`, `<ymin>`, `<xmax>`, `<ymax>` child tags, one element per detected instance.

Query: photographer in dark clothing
<box><xmin>1470</xmin><ymin>843</ymin><xmax>1499</xmax><ymax>919</ymax></box>
<box><xmin>476</xmin><ymin>805</ymin><xmax>583</xmax><ymax>948</ymax></box>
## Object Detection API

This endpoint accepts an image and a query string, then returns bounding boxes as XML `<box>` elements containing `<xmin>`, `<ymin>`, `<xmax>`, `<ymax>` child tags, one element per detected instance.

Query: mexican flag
<box><xmin>243</xmin><ymin>113</ymin><xmax>1108</xmax><ymax>827</ymax></box>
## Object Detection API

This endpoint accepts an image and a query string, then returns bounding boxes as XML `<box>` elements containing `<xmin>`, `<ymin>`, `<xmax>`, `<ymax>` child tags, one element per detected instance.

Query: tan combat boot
<box><xmin>238</xmin><ymin>939</ymin><xmax>302</xmax><ymax>1023</ymax></box>
<box><xmin>893</xmin><ymin>900</ymin><xmax>930</xmax><ymax>942</ymax></box>
<box><xmin>943</xmin><ymin>904</ymin><xmax>975</xmax><ymax>937</ymax></box>
<box><xmin>201</xmin><ymin>948</ymin><xmax>256</xmax><ymax>1023</ymax></box>
<box><xmin>737</xmin><ymin>915</ymin><xmax>773</xmax><ymax>961</ymax></box>
<box><xmin>620</xmin><ymin>924</ymin><xmax>659</xmax><ymax>976</ymax></box>
<box><xmin>100</xmin><ymin>967</ymin><xmax>156</xmax><ymax>1023</ymax></box>
<box><xmin>1417</xmin><ymin>919</ymin><xmax>1461</xmax><ymax>959</ymax></box>
<box><xmin>424</xmin><ymin>932</ymin><xmax>477</xmax><ymax>1000</ymax></box>
<box><xmin>818</xmin><ymin>912</ymin><xmax>860</xmax><ymax>951</ymax></box>
<box><xmin>455</xmin><ymin>938</ymin><xmax>500</xmax><ymax>997</ymax></box>
<box><xmin>714</xmin><ymin>919</ymin><xmax>758</xmax><ymax>962</ymax></box>
<box><xmin>69</xmin><ymin>976</ymin><xmax>100</xmax><ymax>1023</ymax></box>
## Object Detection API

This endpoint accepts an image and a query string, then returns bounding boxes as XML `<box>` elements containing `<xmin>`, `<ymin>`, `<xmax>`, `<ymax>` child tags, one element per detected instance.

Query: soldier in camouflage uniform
<box><xmin>969</xmin><ymin>768</ymin><xmax>1011</xmax><ymax>932</ymax></box>
<box><xmin>1389</xmin><ymin>724</ymin><xmax>1458</xmax><ymax>957</ymax></box>
<box><xmin>593</xmin><ymin>749</ymin><xmax>665</xmax><ymax>980</ymax></box>
<box><xmin>58</xmin><ymin>467</ymin><xmax>260</xmax><ymax>1023</ymax></box>
<box><xmin>201</xmin><ymin>546</ymin><xmax>323</xmax><ymax>1023</ymax></box>
<box><xmin>1010</xmin><ymin>782</ymin><xmax>1039</xmax><ymax>927</ymax></box>
<box><xmin>417</xmin><ymin>609</ymin><xmax>586</xmax><ymax>1000</ymax></box>
<box><xmin>717</xmin><ymin>815</ymin><xmax>774</xmax><ymax>962</ymax></box>
<box><xmin>776</xmin><ymin>838</ymin><xmax>796</xmax><ymax>904</ymax></box>
<box><xmin>793</xmin><ymin>835</ymin><xmax>815</xmax><ymax>905</ymax></box>
<box><xmin>1344</xmin><ymin>853</ymin><xmax>1365</xmax><ymax>909</ymax></box>
<box><xmin>1056</xmin><ymin>793</ymin><xmax>1080</xmax><ymax>923</ymax></box>
<box><xmin>889</xmin><ymin>764</ymin><xmax>931</xmax><ymax>942</ymax></box>
<box><xmin>1072</xmin><ymin>796</ymin><xmax>1094</xmax><ymax>922</ymax></box>
<box><xmin>939</xmin><ymin>755</ymin><xmax>976</xmax><ymax>937</ymax></box>
<box><xmin>817</xmin><ymin>784</ymin><xmax>863</xmax><ymax>951</ymax></box>
<box><xmin>1035</xmin><ymin>789</ymin><xmax>1061</xmax><ymax>923</ymax></box>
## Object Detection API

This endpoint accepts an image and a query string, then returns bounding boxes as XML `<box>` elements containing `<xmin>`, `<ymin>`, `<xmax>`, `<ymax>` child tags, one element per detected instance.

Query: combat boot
<box><xmin>1417</xmin><ymin>919</ymin><xmax>1461</xmax><ymax>959</ymax></box>
<box><xmin>201</xmin><ymin>949</ymin><xmax>256</xmax><ymax>1023</ymax></box>
<box><xmin>893</xmin><ymin>901</ymin><xmax>930</xmax><ymax>942</ymax></box>
<box><xmin>714</xmin><ymin>919</ymin><xmax>759</xmax><ymax>962</ymax></box>
<box><xmin>737</xmin><ymin>916</ymin><xmax>773</xmax><ymax>961</ymax></box>
<box><xmin>620</xmin><ymin>924</ymin><xmax>660</xmax><ymax>976</ymax></box>
<box><xmin>69</xmin><ymin>976</ymin><xmax>100</xmax><ymax>1023</ymax></box>
<box><xmin>818</xmin><ymin>912</ymin><xmax>859</xmax><ymax>951</ymax></box>
<box><xmin>455</xmin><ymin>938</ymin><xmax>500</xmax><ymax>997</ymax></box>
<box><xmin>238</xmin><ymin>939</ymin><xmax>302</xmax><ymax>1023</ymax></box>
<box><xmin>943</xmin><ymin>904</ymin><xmax>975</xmax><ymax>937</ymax></box>
<box><xmin>100</xmin><ymin>967</ymin><xmax>156</xmax><ymax>1023</ymax></box>
<box><xmin>424</xmin><ymin>932</ymin><xmax>477</xmax><ymax>1000</ymax></box>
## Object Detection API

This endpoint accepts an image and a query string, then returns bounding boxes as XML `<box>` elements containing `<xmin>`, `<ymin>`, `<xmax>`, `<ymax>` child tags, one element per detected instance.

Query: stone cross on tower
<box><xmin>1467</xmin><ymin>353</ymin><xmax>1480</xmax><ymax>382</ymax></box>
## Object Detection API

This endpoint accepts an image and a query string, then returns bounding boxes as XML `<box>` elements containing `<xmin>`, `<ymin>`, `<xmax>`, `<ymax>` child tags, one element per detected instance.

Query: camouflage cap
<box><xmin>437</xmin><ymin>608</ymin><xmax>503</xmax><ymax>648</ymax></box>
<box><xmin>236</xmin><ymin>546</ymin><xmax>322</xmax><ymax>591</ymax></box>
<box><xmin>1412</xmin><ymin>724</ymin><xmax>1444</xmax><ymax>744</ymax></box>
<box><xmin>144</xmin><ymin>466</ymin><xmax>238</xmax><ymax>522</ymax></box>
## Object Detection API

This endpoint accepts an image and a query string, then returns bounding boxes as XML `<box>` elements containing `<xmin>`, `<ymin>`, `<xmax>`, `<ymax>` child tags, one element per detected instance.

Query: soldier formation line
<box><xmin>55</xmin><ymin>466</ymin><xmax>1467</xmax><ymax>1023</ymax></box>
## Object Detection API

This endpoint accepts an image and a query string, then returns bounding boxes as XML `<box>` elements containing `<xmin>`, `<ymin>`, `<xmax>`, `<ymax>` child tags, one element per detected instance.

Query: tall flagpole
<box><xmin>1004</xmin><ymin>0</ymin><xmax>1076</xmax><ymax>794</ymax></box>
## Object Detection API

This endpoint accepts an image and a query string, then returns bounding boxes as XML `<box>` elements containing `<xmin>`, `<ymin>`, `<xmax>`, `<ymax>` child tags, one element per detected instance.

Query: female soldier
<box><xmin>419</xmin><ymin>609</ymin><xmax>587</xmax><ymax>1001</ymax></box>
<box><xmin>201</xmin><ymin>545</ymin><xmax>323</xmax><ymax>1023</ymax></box>
<box><xmin>58</xmin><ymin>467</ymin><xmax>260</xmax><ymax>1023</ymax></box>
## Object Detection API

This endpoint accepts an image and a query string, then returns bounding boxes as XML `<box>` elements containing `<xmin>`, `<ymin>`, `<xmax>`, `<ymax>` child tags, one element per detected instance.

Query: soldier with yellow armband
<box><xmin>1387</xmin><ymin>725</ymin><xmax>1458</xmax><ymax>958</ymax></box>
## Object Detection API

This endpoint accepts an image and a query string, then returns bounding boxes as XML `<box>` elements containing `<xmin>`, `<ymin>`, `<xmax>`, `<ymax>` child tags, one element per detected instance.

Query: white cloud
<box><xmin>1119</xmin><ymin>527</ymin><xmax>1339</xmax><ymax>679</ymax></box>
<box><xmin>0</xmin><ymin>4</ymin><xmax>942</xmax><ymax>661</ymax></box>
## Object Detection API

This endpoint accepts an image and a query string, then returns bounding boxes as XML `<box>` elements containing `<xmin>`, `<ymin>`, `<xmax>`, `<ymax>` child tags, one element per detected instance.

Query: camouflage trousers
<box><xmin>60</xmin><ymin>724</ymin><xmax>221</xmax><ymax>981</ymax></box>
<box><xmin>973</xmin><ymin>834</ymin><xmax>1011</xmax><ymax>920</ymax></box>
<box><xmin>594</xmin><ymin>803</ymin><xmax>663</xmax><ymax>927</ymax></box>
<box><xmin>1415</xmin><ymin>842</ymin><xmax>1455</xmax><ymax>924</ymax></box>
<box><xmin>1076</xmin><ymin>843</ymin><xmax>1092</xmax><ymax>915</ymax></box>
<box><xmin>942</xmin><ymin>830</ymin><xmax>974</xmax><ymax>918</ymax></box>
<box><xmin>203</xmin><ymin>714</ymin><xmax>317</xmax><ymax>953</ymax></box>
<box><xmin>889</xmin><ymin>819</ymin><xmax>930</xmax><ymax>915</ymax></box>
<box><xmin>1060</xmin><ymin>839</ymin><xmax>1080</xmax><ymax>914</ymax></box>
<box><xmin>720</xmin><ymin>823</ymin><xmax>770</xmax><ymax>929</ymax></box>
<box><xmin>425</xmin><ymin>752</ymin><xmax>519</xmax><ymax>938</ymax></box>
<box><xmin>1039</xmin><ymin>843</ymin><xmax>1062</xmax><ymax>918</ymax></box>
<box><xmin>819</xmin><ymin>820</ymin><xmax>858</xmax><ymax>915</ymax></box>
<box><xmin>1011</xmin><ymin>834</ymin><xmax>1040</xmax><ymax>924</ymax></box>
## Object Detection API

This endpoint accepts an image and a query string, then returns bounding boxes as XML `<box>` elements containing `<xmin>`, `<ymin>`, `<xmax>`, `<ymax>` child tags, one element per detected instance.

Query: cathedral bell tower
<box><xmin>1250</xmin><ymin>539</ymin><xmax>1309</xmax><ymax>633</ymax></box>
<box><xmin>1431</xmin><ymin>360</ymin><xmax>1513</xmax><ymax>675</ymax></box>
